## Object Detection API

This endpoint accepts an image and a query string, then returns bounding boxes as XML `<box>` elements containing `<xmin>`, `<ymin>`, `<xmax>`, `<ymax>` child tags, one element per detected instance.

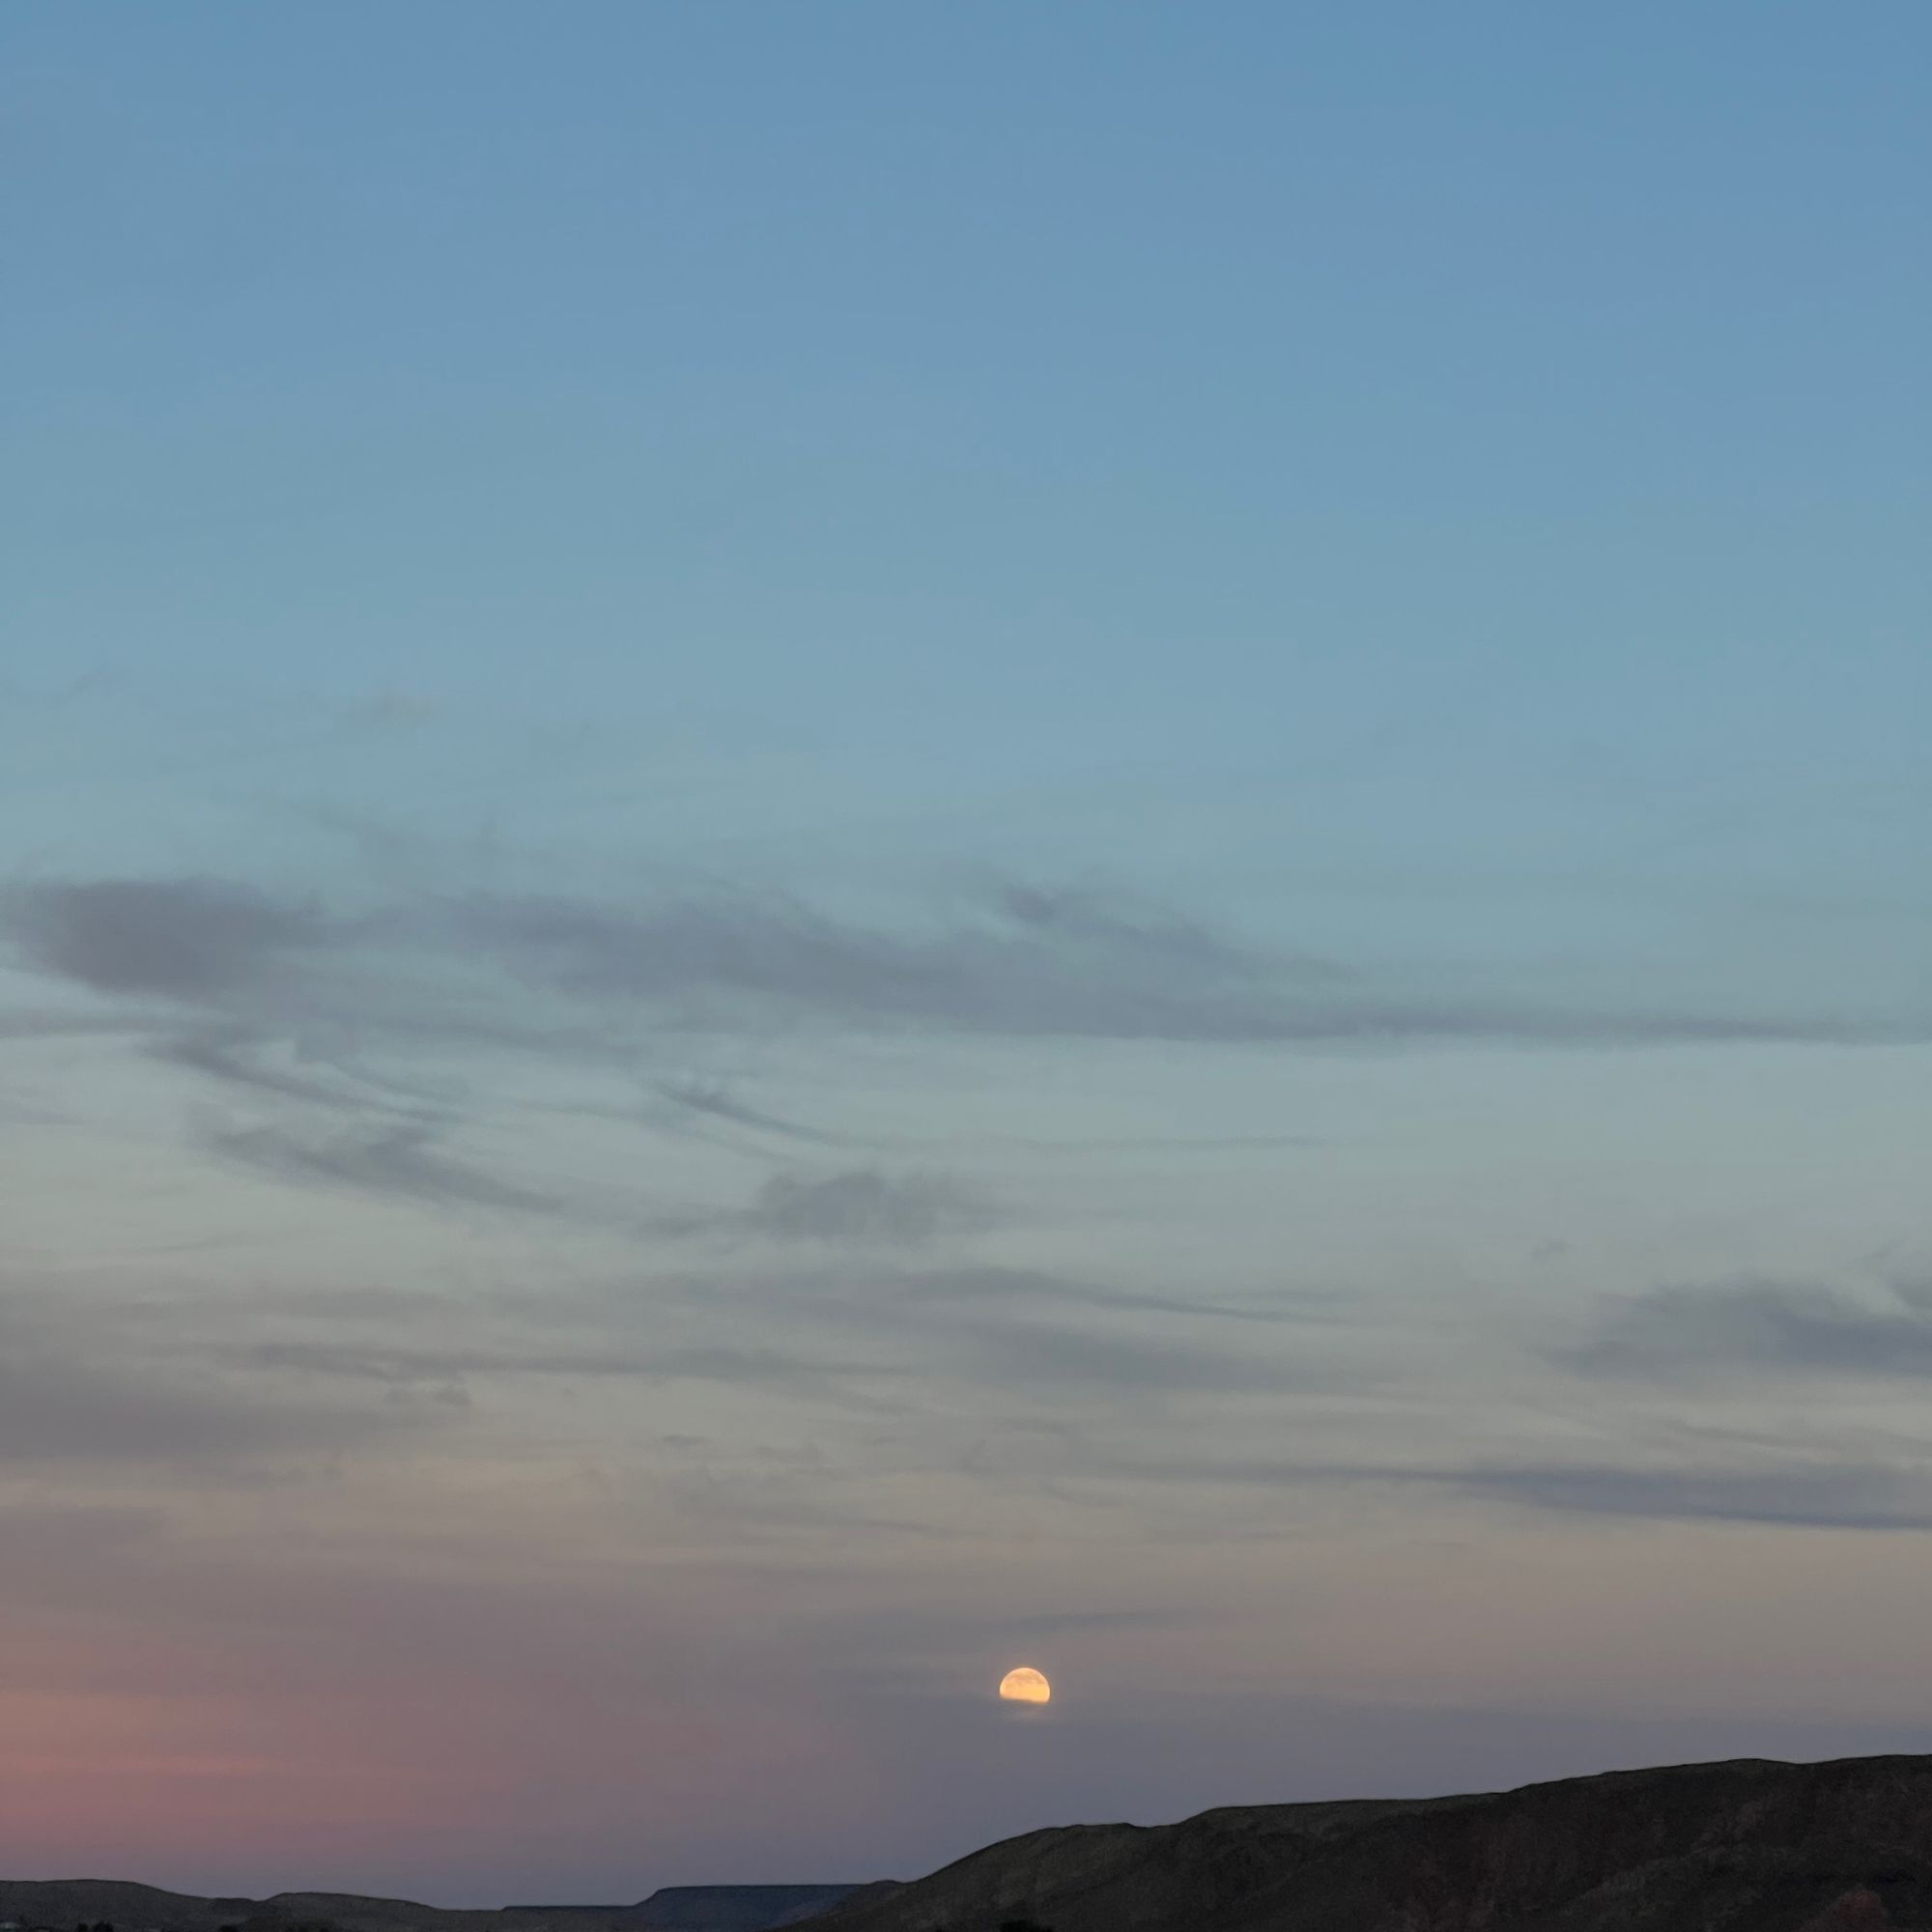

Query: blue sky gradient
<box><xmin>3</xmin><ymin>0</ymin><xmax>1930</xmax><ymax>1903</ymax></box>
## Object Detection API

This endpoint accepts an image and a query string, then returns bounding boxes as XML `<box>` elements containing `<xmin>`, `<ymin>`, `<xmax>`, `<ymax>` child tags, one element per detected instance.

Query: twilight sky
<box><xmin>4</xmin><ymin>0</ymin><xmax>1931</xmax><ymax>1906</ymax></box>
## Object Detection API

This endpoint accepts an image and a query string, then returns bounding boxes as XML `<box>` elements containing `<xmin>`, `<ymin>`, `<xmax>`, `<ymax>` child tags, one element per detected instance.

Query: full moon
<box><xmin>998</xmin><ymin>1665</ymin><xmax>1051</xmax><ymax>1704</ymax></box>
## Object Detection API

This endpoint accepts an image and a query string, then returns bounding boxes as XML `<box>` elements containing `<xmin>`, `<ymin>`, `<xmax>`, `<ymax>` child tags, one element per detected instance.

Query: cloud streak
<box><xmin>1561</xmin><ymin>1280</ymin><xmax>1932</xmax><ymax>1381</ymax></box>
<box><xmin>8</xmin><ymin>878</ymin><xmax>327</xmax><ymax>1001</ymax></box>
<box><xmin>1440</xmin><ymin>1460</ymin><xmax>1932</xmax><ymax>1530</ymax></box>
<box><xmin>7</xmin><ymin>871</ymin><xmax>1883</xmax><ymax>1054</ymax></box>
<box><xmin>0</xmin><ymin>1285</ymin><xmax>428</xmax><ymax>1470</ymax></box>
<box><xmin>200</xmin><ymin>1120</ymin><xmax>561</xmax><ymax>1215</ymax></box>
<box><xmin>653</xmin><ymin>1170</ymin><xmax>994</xmax><ymax>1249</ymax></box>
<box><xmin>1096</xmin><ymin>1451</ymin><xmax>1932</xmax><ymax>1532</ymax></box>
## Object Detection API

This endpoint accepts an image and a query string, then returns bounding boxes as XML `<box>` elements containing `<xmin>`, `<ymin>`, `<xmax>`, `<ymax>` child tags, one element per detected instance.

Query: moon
<box><xmin>998</xmin><ymin>1665</ymin><xmax>1051</xmax><ymax>1705</ymax></box>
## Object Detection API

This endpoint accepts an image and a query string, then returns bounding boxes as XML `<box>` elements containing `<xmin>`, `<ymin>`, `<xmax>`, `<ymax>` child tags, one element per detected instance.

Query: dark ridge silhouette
<box><xmin>801</xmin><ymin>1753</ymin><xmax>1932</xmax><ymax>1932</ymax></box>
<box><xmin>18</xmin><ymin>1756</ymin><xmax>1932</xmax><ymax>1932</ymax></box>
<box><xmin>508</xmin><ymin>1894</ymin><xmax>861</xmax><ymax>1931</ymax></box>
<box><xmin>0</xmin><ymin>1887</ymin><xmax>862</xmax><ymax>1932</ymax></box>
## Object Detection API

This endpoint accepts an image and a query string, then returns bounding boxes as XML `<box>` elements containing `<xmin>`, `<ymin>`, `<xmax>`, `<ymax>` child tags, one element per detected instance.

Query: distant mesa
<box><xmin>21</xmin><ymin>1754</ymin><xmax>1932</xmax><ymax>1932</ymax></box>
<box><xmin>799</xmin><ymin>1753</ymin><xmax>1932</xmax><ymax>1932</ymax></box>
<box><xmin>526</xmin><ymin>1894</ymin><xmax>862</xmax><ymax>1932</ymax></box>
<box><xmin>0</xmin><ymin>1886</ymin><xmax>863</xmax><ymax>1932</ymax></box>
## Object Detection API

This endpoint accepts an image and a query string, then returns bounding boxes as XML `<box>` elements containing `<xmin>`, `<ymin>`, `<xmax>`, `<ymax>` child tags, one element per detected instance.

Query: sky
<box><xmin>3</xmin><ymin>0</ymin><xmax>1931</xmax><ymax>1905</ymax></box>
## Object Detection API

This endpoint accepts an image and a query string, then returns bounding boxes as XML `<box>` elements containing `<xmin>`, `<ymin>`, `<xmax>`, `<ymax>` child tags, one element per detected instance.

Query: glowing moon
<box><xmin>998</xmin><ymin>1665</ymin><xmax>1051</xmax><ymax>1705</ymax></box>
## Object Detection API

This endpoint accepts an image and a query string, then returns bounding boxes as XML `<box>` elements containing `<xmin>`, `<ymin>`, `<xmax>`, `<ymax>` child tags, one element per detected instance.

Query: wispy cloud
<box><xmin>0</xmin><ymin>1285</ymin><xmax>429</xmax><ymax>1470</ymax></box>
<box><xmin>460</xmin><ymin>883</ymin><xmax>1826</xmax><ymax>1045</ymax></box>
<box><xmin>642</xmin><ymin>1257</ymin><xmax>1358</xmax><ymax>1406</ymax></box>
<box><xmin>4</xmin><ymin>869</ymin><xmax>1897</xmax><ymax>1054</ymax></box>
<box><xmin>200</xmin><ymin>1119</ymin><xmax>561</xmax><ymax>1215</ymax></box>
<box><xmin>149</xmin><ymin>1027</ymin><xmax>405</xmax><ymax>1111</ymax></box>
<box><xmin>0</xmin><ymin>1350</ymin><xmax>389</xmax><ymax>1466</ymax></box>
<box><xmin>1560</xmin><ymin>1279</ymin><xmax>1932</xmax><ymax>1380</ymax></box>
<box><xmin>654</xmin><ymin>1170</ymin><xmax>994</xmax><ymax>1249</ymax></box>
<box><xmin>456</xmin><ymin>881</ymin><xmax>1338</xmax><ymax>1041</ymax></box>
<box><xmin>1094</xmin><ymin>1451</ymin><xmax>1932</xmax><ymax>1532</ymax></box>
<box><xmin>895</xmin><ymin>1263</ymin><xmax>1329</xmax><ymax>1326</ymax></box>
<box><xmin>7</xmin><ymin>878</ymin><xmax>327</xmax><ymax>1001</ymax></box>
<box><xmin>1439</xmin><ymin>1460</ymin><xmax>1932</xmax><ymax>1530</ymax></box>
<box><xmin>653</xmin><ymin>1080</ymin><xmax>861</xmax><ymax>1147</ymax></box>
<box><xmin>234</xmin><ymin>1332</ymin><xmax>907</xmax><ymax>1417</ymax></box>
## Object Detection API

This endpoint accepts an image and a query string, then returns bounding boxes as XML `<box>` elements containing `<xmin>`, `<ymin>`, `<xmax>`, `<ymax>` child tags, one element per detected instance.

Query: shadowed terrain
<box><xmin>801</xmin><ymin>1754</ymin><xmax>1932</xmax><ymax>1932</ymax></box>
<box><xmin>17</xmin><ymin>1756</ymin><xmax>1932</xmax><ymax>1932</ymax></box>
<box><xmin>0</xmin><ymin>1886</ymin><xmax>861</xmax><ymax>1932</ymax></box>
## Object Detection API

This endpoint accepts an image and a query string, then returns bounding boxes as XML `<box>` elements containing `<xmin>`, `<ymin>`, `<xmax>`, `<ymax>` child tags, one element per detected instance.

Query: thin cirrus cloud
<box><xmin>0</xmin><ymin>1350</ymin><xmax>381</xmax><ymax>1466</ymax></box>
<box><xmin>1093</xmin><ymin>1451</ymin><xmax>1932</xmax><ymax>1533</ymax></box>
<box><xmin>655</xmin><ymin>1260</ymin><xmax>1350</xmax><ymax>1401</ymax></box>
<box><xmin>229</xmin><ymin>1323</ymin><xmax>914</xmax><ymax>1421</ymax></box>
<box><xmin>896</xmin><ymin>1262</ymin><xmax>1330</xmax><ymax>1327</ymax></box>
<box><xmin>0</xmin><ymin>1286</ymin><xmax>427</xmax><ymax>1469</ymax></box>
<box><xmin>449</xmin><ymin>885</ymin><xmax>1841</xmax><ymax>1044</ymax></box>
<box><xmin>458</xmin><ymin>881</ymin><xmax>1336</xmax><ymax>1040</ymax></box>
<box><xmin>7</xmin><ymin>877</ymin><xmax>328</xmax><ymax>1001</ymax></box>
<box><xmin>213</xmin><ymin>1252</ymin><xmax>1338</xmax><ymax>1423</ymax></box>
<box><xmin>10</xmin><ymin>869</ymin><xmax>1922</xmax><ymax>1552</ymax></box>
<box><xmin>199</xmin><ymin>1118</ymin><xmax>564</xmax><ymax>1216</ymax></box>
<box><xmin>650</xmin><ymin>1169</ymin><xmax>995</xmax><ymax>1248</ymax></box>
<box><xmin>234</xmin><ymin>1337</ymin><xmax>895</xmax><ymax>1398</ymax></box>
<box><xmin>147</xmin><ymin>1028</ymin><xmax>397</xmax><ymax>1111</ymax></box>
<box><xmin>1560</xmin><ymin>1279</ymin><xmax>1932</xmax><ymax>1380</ymax></box>
<box><xmin>2</xmin><ymin>871</ymin><xmax>1887</xmax><ymax>1051</ymax></box>
<box><xmin>652</xmin><ymin>1081</ymin><xmax>860</xmax><ymax>1147</ymax></box>
<box><xmin>751</xmin><ymin>1170</ymin><xmax>986</xmax><ymax>1246</ymax></box>
<box><xmin>1440</xmin><ymin>1460</ymin><xmax>1932</xmax><ymax>1531</ymax></box>
<box><xmin>651</xmin><ymin>1079</ymin><xmax>1326</xmax><ymax>1156</ymax></box>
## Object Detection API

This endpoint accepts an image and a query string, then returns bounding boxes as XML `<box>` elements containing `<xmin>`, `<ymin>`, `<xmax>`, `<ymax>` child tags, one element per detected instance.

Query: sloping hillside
<box><xmin>0</xmin><ymin>1882</ymin><xmax>862</xmax><ymax>1932</ymax></box>
<box><xmin>0</xmin><ymin>1883</ymin><xmax>475</xmax><ymax>1932</ymax></box>
<box><xmin>803</xmin><ymin>1754</ymin><xmax>1932</xmax><ymax>1932</ymax></box>
<box><xmin>616</xmin><ymin>1892</ymin><xmax>864</xmax><ymax>1930</ymax></box>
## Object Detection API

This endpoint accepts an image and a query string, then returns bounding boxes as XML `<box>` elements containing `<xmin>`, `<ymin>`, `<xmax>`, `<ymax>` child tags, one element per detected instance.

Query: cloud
<box><xmin>458</xmin><ymin>882</ymin><xmax>1332</xmax><ymax>1041</ymax></box>
<box><xmin>0</xmin><ymin>1353</ymin><xmax>369</xmax><ymax>1465</ymax></box>
<box><xmin>747</xmin><ymin>1170</ymin><xmax>988</xmax><ymax>1245</ymax></box>
<box><xmin>149</xmin><ymin>1027</ymin><xmax>400</xmax><ymax>1110</ymax></box>
<box><xmin>816</xmin><ymin>1601</ymin><xmax>1215</xmax><ymax>1658</ymax></box>
<box><xmin>1560</xmin><ymin>1279</ymin><xmax>1932</xmax><ymax>1380</ymax></box>
<box><xmin>900</xmin><ymin>1264</ymin><xmax>1330</xmax><ymax>1326</ymax></box>
<box><xmin>6</xmin><ymin>877</ymin><xmax>326</xmax><ymax>1000</ymax></box>
<box><xmin>1094</xmin><ymin>1451</ymin><xmax>1932</xmax><ymax>1532</ymax></box>
<box><xmin>1442</xmin><ymin>1460</ymin><xmax>1932</xmax><ymax>1531</ymax></box>
<box><xmin>652</xmin><ymin>1081</ymin><xmax>858</xmax><ymax>1147</ymax></box>
<box><xmin>650</xmin><ymin>1081</ymin><xmax>1321</xmax><ymax>1155</ymax></box>
<box><xmin>242</xmin><ymin>1338</ymin><xmax>609</xmax><ymax>1383</ymax></box>
<box><xmin>459</xmin><ymin>883</ymin><xmax>1859</xmax><ymax>1045</ymax></box>
<box><xmin>235</xmin><ymin>1335</ymin><xmax>906</xmax><ymax>1416</ymax></box>
<box><xmin>0</xmin><ymin>1288</ymin><xmax>426</xmax><ymax>1470</ymax></box>
<box><xmin>944</xmin><ymin>1315</ymin><xmax>1306</xmax><ymax>1394</ymax></box>
<box><xmin>655</xmin><ymin>1170</ymin><xmax>993</xmax><ymax>1248</ymax></box>
<box><xmin>200</xmin><ymin>1119</ymin><xmax>560</xmax><ymax>1215</ymax></box>
<box><xmin>5</xmin><ymin>867</ymin><xmax>1892</xmax><ymax>1050</ymax></box>
<box><xmin>664</xmin><ymin>1260</ymin><xmax>1350</xmax><ymax>1402</ymax></box>
<box><xmin>318</xmin><ymin>1249</ymin><xmax>1347</xmax><ymax>1425</ymax></box>
<box><xmin>0</xmin><ymin>1009</ymin><xmax>152</xmax><ymax>1040</ymax></box>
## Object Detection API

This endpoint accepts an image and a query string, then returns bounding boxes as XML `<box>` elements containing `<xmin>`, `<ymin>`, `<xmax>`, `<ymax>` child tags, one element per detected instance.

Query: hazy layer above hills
<box><xmin>805</xmin><ymin>1754</ymin><xmax>1932</xmax><ymax>1932</ymax></box>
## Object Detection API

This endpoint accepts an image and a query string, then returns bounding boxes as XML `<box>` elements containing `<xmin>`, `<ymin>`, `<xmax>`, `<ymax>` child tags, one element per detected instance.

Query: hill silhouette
<box><xmin>16</xmin><ymin>1756</ymin><xmax>1932</xmax><ymax>1932</ymax></box>
<box><xmin>803</xmin><ymin>1753</ymin><xmax>1932</xmax><ymax>1932</ymax></box>
<box><xmin>0</xmin><ymin>1885</ymin><xmax>860</xmax><ymax>1932</ymax></box>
